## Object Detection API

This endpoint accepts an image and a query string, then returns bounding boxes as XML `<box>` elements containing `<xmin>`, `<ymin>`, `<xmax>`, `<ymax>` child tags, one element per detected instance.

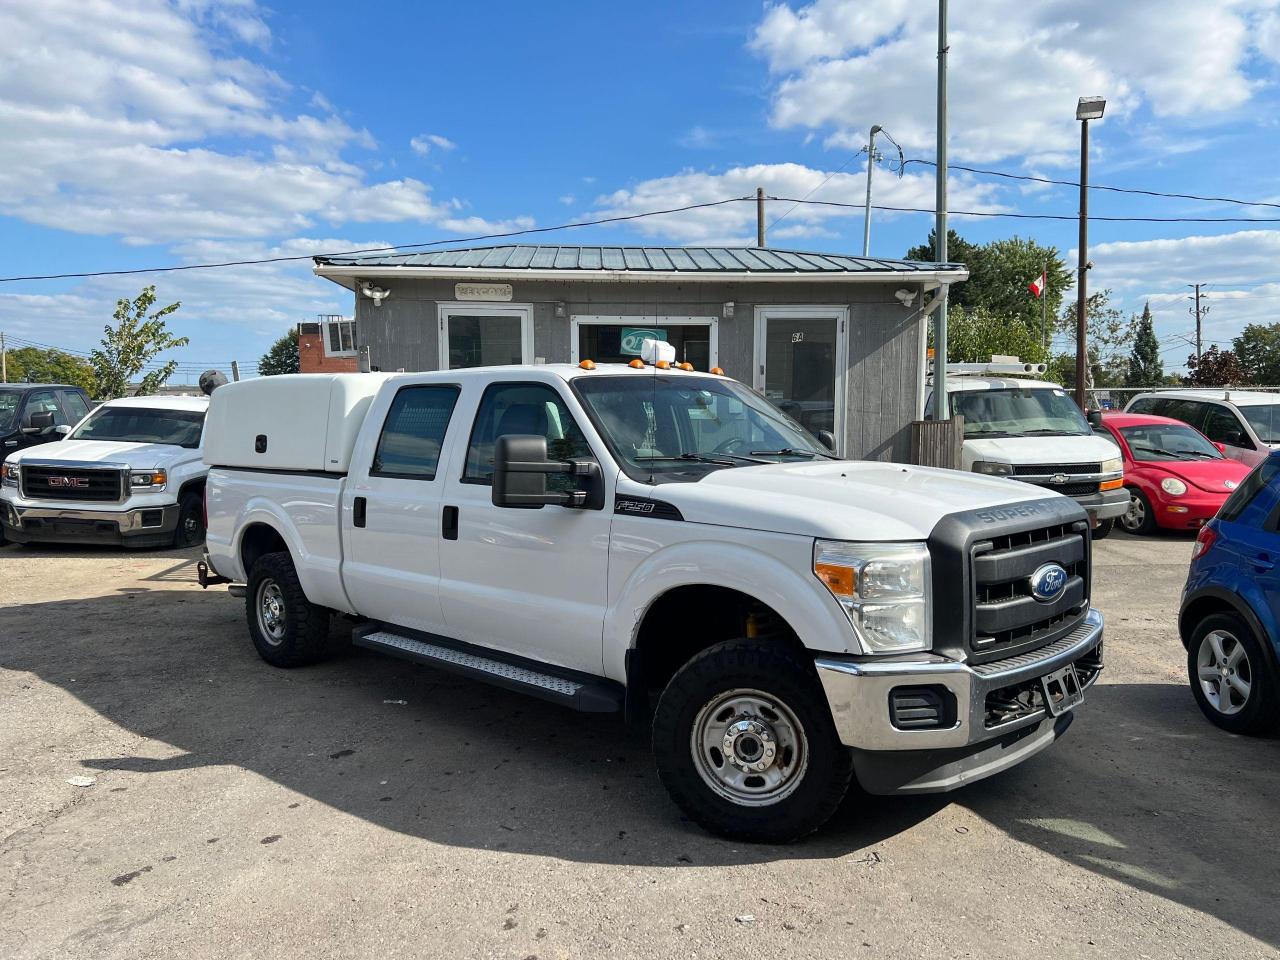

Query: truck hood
<box><xmin>628</xmin><ymin>460</ymin><xmax>1062</xmax><ymax>540</ymax></box>
<box><xmin>963</xmin><ymin>432</ymin><xmax>1120</xmax><ymax>465</ymax></box>
<box><xmin>6</xmin><ymin>439</ymin><xmax>200</xmax><ymax>470</ymax></box>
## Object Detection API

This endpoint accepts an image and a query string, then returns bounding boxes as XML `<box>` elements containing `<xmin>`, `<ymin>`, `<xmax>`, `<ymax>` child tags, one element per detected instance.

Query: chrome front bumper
<box><xmin>815</xmin><ymin>608</ymin><xmax>1104</xmax><ymax>753</ymax></box>
<box><xmin>1</xmin><ymin>501</ymin><xmax>179</xmax><ymax>539</ymax></box>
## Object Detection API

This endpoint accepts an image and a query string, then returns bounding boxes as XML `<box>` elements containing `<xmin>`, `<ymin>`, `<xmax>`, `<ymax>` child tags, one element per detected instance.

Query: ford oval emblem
<box><xmin>1029</xmin><ymin>563</ymin><xmax>1069</xmax><ymax>602</ymax></box>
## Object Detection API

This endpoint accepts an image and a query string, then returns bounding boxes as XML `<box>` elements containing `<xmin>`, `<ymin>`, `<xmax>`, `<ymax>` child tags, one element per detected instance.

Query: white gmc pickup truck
<box><xmin>202</xmin><ymin>356</ymin><xmax>1104</xmax><ymax>842</ymax></box>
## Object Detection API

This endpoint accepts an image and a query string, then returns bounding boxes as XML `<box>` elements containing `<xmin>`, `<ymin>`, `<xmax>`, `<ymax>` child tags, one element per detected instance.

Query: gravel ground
<box><xmin>1</xmin><ymin>531</ymin><xmax>1278</xmax><ymax>959</ymax></box>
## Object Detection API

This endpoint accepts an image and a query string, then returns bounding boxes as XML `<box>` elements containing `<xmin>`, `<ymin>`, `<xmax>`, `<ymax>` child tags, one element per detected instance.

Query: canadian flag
<box><xmin>1028</xmin><ymin>271</ymin><xmax>1047</xmax><ymax>298</ymax></box>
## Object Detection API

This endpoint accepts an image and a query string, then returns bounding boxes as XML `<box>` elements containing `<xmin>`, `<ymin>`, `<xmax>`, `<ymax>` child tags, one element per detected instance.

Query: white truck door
<box><xmin>438</xmin><ymin>379</ymin><xmax>611</xmax><ymax>674</ymax></box>
<box><xmin>341</xmin><ymin>384</ymin><xmax>463</xmax><ymax>635</ymax></box>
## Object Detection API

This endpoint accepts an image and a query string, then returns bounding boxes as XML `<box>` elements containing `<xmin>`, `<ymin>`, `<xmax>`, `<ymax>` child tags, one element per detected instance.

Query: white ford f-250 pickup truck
<box><xmin>202</xmin><ymin>351</ymin><xmax>1104</xmax><ymax>842</ymax></box>
<box><xmin>1</xmin><ymin>394</ymin><xmax>210</xmax><ymax>548</ymax></box>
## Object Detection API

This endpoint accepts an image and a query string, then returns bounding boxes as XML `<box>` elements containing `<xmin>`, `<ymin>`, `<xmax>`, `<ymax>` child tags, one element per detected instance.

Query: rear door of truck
<box><xmin>340</xmin><ymin>382</ymin><xmax>463</xmax><ymax>635</ymax></box>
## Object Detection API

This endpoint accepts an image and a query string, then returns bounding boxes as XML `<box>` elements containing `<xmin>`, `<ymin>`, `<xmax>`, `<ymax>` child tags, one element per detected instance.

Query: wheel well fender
<box><xmin>1180</xmin><ymin>586</ymin><xmax>1278</xmax><ymax>672</ymax></box>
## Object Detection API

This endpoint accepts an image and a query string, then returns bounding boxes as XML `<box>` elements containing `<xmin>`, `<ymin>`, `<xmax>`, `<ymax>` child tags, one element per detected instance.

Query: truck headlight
<box><xmin>813</xmin><ymin>540</ymin><xmax>931</xmax><ymax>654</ymax></box>
<box><xmin>130</xmin><ymin>469</ymin><xmax>167</xmax><ymax>491</ymax></box>
<box><xmin>973</xmin><ymin>461</ymin><xmax>1013</xmax><ymax>476</ymax></box>
<box><xmin>1101</xmin><ymin>456</ymin><xmax>1122</xmax><ymax>475</ymax></box>
<box><xmin>1</xmin><ymin>463</ymin><xmax>18</xmax><ymax>487</ymax></box>
<box><xmin>1161</xmin><ymin>477</ymin><xmax>1187</xmax><ymax>496</ymax></box>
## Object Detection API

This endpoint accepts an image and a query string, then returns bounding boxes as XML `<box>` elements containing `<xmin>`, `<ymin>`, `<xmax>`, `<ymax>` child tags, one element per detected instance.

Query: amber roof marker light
<box><xmin>628</xmin><ymin>358</ymin><xmax>645</xmax><ymax>369</ymax></box>
<box><xmin>710</xmin><ymin>366</ymin><xmax>726</xmax><ymax>376</ymax></box>
<box><xmin>578</xmin><ymin>359</ymin><xmax>596</xmax><ymax>370</ymax></box>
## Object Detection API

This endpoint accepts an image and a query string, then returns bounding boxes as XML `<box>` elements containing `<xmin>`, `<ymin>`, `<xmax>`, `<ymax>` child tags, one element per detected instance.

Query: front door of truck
<box><xmin>438</xmin><ymin>379</ymin><xmax>612</xmax><ymax>674</ymax></box>
<box><xmin>342</xmin><ymin>384</ymin><xmax>462</xmax><ymax>635</ymax></box>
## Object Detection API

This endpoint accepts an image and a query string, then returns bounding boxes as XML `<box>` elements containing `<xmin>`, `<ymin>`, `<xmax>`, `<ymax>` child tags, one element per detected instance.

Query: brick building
<box><xmin>297</xmin><ymin>316</ymin><xmax>358</xmax><ymax>373</ymax></box>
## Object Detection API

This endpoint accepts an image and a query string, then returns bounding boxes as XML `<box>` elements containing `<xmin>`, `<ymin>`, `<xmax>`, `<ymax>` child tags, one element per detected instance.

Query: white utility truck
<box><xmin>201</xmin><ymin>348</ymin><xmax>1104</xmax><ymax>841</ymax></box>
<box><xmin>1</xmin><ymin>394</ymin><xmax>210</xmax><ymax>548</ymax></box>
<box><xmin>931</xmin><ymin>360</ymin><xmax>1127</xmax><ymax>536</ymax></box>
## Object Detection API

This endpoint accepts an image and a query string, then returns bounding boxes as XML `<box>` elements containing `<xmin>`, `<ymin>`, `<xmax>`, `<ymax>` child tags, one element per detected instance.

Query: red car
<box><xmin>1098</xmin><ymin>412</ymin><xmax>1252</xmax><ymax>534</ymax></box>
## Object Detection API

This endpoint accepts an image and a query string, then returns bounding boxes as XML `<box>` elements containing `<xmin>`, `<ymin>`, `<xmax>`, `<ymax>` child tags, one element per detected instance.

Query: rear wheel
<box><xmin>246</xmin><ymin>551</ymin><xmax>332</xmax><ymax>667</ymax></box>
<box><xmin>1120</xmin><ymin>488</ymin><xmax>1155</xmax><ymax>535</ymax></box>
<box><xmin>1187</xmin><ymin>612</ymin><xmax>1279</xmax><ymax>735</ymax></box>
<box><xmin>652</xmin><ymin>639</ymin><xmax>853</xmax><ymax>843</ymax></box>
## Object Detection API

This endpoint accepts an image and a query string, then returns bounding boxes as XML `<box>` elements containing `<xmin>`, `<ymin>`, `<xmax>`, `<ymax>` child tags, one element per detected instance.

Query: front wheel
<box><xmin>1120</xmin><ymin>488</ymin><xmax>1156</xmax><ymax>535</ymax></box>
<box><xmin>1093</xmin><ymin>518</ymin><xmax>1114</xmax><ymax>540</ymax></box>
<box><xmin>1187</xmin><ymin>612</ymin><xmax>1279</xmax><ymax>735</ymax></box>
<box><xmin>652</xmin><ymin>640</ymin><xmax>853</xmax><ymax>843</ymax></box>
<box><xmin>246</xmin><ymin>551</ymin><xmax>332</xmax><ymax>667</ymax></box>
<box><xmin>172</xmin><ymin>490</ymin><xmax>205</xmax><ymax>548</ymax></box>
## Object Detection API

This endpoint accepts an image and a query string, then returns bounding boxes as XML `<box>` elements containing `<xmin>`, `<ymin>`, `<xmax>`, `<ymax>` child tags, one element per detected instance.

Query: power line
<box><xmin>777</xmin><ymin>197</ymin><xmax>1280</xmax><ymax>223</ymax></box>
<box><xmin>0</xmin><ymin>197</ymin><xmax>756</xmax><ymax>284</ymax></box>
<box><xmin>900</xmin><ymin>158</ymin><xmax>1280</xmax><ymax>211</ymax></box>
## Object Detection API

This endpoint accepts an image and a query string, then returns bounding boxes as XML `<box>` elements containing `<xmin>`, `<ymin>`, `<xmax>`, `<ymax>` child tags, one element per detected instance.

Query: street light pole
<box><xmin>862</xmin><ymin>124</ymin><xmax>882</xmax><ymax>257</ymax></box>
<box><xmin>1074</xmin><ymin>96</ymin><xmax>1105</xmax><ymax>412</ymax></box>
<box><xmin>932</xmin><ymin>0</ymin><xmax>949</xmax><ymax>419</ymax></box>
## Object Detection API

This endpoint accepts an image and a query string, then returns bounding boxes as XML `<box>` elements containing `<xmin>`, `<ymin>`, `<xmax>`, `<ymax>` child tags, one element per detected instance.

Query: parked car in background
<box><xmin>1180</xmin><ymin>452</ymin><xmax>1280</xmax><ymax>734</ymax></box>
<box><xmin>1125</xmin><ymin>389</ymin><xmax>1280</xmax><ymax>467</ymax></box>
<box><xmin>0</xmin><ymin>383</ymin><xmax>93</xmax><ymax>455</ymax></box>
<box><xmin>1096</xmin><ymin>412</ymin><xmax>1251</xmax><ymax>535</ymax></box>
<box><xmin>928</xmin><ymin>361</ymin><xmax>1127</xmax><ymax>535</ymax></box>
<box><xmin>0</xmin><ymin>395</ymin><xmax>209</xmax><ymax>548</ymax></box>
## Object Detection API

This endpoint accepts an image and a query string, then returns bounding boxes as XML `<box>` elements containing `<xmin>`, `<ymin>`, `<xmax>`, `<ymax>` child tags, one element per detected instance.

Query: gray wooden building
<box><xmin>313</xmin><ymin>245</ymin><xmax>965</xmax><ymax>462</ymax></box>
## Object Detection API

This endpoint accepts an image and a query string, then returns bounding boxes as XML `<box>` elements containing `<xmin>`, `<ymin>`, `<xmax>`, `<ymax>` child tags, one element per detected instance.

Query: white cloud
<box><xmin>409</xmin><ymin>133</ymin><xmax>457</xmax><ymax>155</ymax></box>
<box><xmin>591</xmin><ymin>161</ymin><xmax>1002</xmax><ymax>247</ymax></box>
<box><xmin>750</xmin><ymin>0</ymin><xmax>1280</xmax><ymax>164</ymax></box>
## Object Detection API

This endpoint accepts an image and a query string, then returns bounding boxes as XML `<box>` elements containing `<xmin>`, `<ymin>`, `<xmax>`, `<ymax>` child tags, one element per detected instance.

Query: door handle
<box><xmin>353</xmin><ymin>496</ymin><xmax>367</xmax><ymax>528</ymax></box>
<box><xmin>442</xmin><ymin>505</ymin><xmax>459</xmax><ymax>541</ymax></box>
<box><xmin>1255</xmin><ymin>552</ymin><xmax>1274</xmax><ymax>572</ymax></box>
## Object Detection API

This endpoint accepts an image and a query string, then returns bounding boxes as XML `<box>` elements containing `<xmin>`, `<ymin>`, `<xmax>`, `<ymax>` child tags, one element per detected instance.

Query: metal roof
<box><xmin>314</xmin><ymin>244</ymin><xmax>964</xmax><ymax>277</ymax></box>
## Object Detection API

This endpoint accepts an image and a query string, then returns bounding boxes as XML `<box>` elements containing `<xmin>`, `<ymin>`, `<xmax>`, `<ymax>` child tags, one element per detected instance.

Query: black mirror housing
<box><xmin>24</xmin><ymin>410</ymin><xmax>56</xmax><ymax>434</ymax></box>
<box><xmin>492</xmin><ymin>434</ymin><xmax>600</xmax><ymax>509</ymax></box>
<box><xmin>1086</xmin><ymin>409</ymin><xmax>1103</xmax><ymax>427</ymax></box>
<box><xmin>816</xmin><ymin>429</ymin><xmax>837</xmax><ymax>453</ymax></box>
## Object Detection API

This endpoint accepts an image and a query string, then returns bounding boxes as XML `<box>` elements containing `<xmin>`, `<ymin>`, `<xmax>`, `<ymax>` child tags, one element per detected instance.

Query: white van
<box><xmin>930</xmin><ymin>363</ymin><xmax>1127</xmax><ymax>534</ymax></box>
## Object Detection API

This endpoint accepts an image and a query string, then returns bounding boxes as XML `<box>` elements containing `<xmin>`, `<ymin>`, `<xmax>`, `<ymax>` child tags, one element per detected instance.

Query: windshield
<box><xmin>0</xmin><ymin>390</ymin><xmax>20</xmax><ymax>434</ymax></box>
<box><xmin>573</xmin><ymin>374</ymin><xmax>832</xmax><ymax>483</ymax></box>
<box><xmin>1120</xmin><ymin>424</ymin><xmax>1223</xmax><ymax>461</ymax></box>
<box><xmin>1240</xmin><ymin>404</ymin><xmax>1280</xmax><ymax>444</ymax></box>
<box><xmin>950</xmin><ymin>387</ymin><xmax>1091</xmax><ymax>438</ymax></box>
<box><xmin>70</xmin><ymin>406</ymin><xmax>205</xmax><ymax>448</ymax></box>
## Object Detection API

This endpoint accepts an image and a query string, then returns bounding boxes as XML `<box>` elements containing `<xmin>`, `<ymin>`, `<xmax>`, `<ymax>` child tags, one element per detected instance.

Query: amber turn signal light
<box><xmin>814</xmin><ymin>562</ymin><xmax>855</xmax><ymax>598</ymax></box>
<box><xmin>1100</xmin><ymin>478</ymin><xmax>1124</xmax><ymax>491</ymax></box>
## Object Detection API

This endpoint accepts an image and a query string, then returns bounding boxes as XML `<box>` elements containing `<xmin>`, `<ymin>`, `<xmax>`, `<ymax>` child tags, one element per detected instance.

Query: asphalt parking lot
<box><xmin>2</xmin><ymin>531</ymin><xmax>1278</xmax><ymax>960</ymax></box>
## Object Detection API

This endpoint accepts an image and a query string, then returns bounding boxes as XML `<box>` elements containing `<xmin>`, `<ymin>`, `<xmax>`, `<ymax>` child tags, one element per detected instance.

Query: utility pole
<box><xmin>1074</xmin><ymin>96</ymin><xmax>1106</xmax><ymax>412</ymax></box>
<box><xmin>931</xmin><ymin>0</ymin><xmax>949</xmax><ymax>419</ymax></box>
<box><xmin>1189</xmin><ymin>283</ymin><xmax>1206</xmax><ymax>361</ymax></box>
<box><xmin>1</xmin><ymin>332</ymin><xmax>6</xmax><ymax>384</ymax></box>
<box><xmin>230</xmin><ymin>360</ymin><xmax>240</xmax><ymax>382</ymax></box>
<box><xmin>862</xmin><ymin>124</ymin><xmax>882</xmax><ymax>257</ymax></box>
<box><xmin>756</xmin><ymin>187</ymin><xmax>766</xmax><ymax>248</ymax></box>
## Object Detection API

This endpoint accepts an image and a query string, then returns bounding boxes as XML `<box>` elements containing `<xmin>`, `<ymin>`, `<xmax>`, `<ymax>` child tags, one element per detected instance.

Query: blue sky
<box><xmin>4</xmin><ymin>0</ymin><xmax>1280</xmax><ymax>381</ymax></box>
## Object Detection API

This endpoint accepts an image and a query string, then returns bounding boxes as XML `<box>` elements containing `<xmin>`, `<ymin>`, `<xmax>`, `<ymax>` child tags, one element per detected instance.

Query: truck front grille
<box><xmin>21</xmin><ymin>465</ymin><xmax>123</xmax><ymax>502</ymax></box>
<box><xmin>1012</xmin><ymin>463</ymin><xmax>1101</xmax><ymax>477</ymax></box>
<box><xmin>971</xmin><ymin>521</ymin><xmax>1089</xmax><ymax>659</ymax></box>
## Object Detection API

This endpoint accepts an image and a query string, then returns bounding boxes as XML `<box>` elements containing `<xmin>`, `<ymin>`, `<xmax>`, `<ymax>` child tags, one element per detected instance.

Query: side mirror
<box><xmin>1213</xmin><ymin>441</ymin><xmax>1227</xmax><ymax>454</ymax></box>
<box><xmin>816</xmin><ymin>429</ymin><xmax>837</xmax><ymax>453</ymax></box>
<box><xmin>1086</xmin><ymin>410</ymin><xmax>1103</xmax><ymax>427</ymax></box>
<box><xmin>54</xmin><ymin>424</ymin><xmax>72</xmax><ymax>437</ymax></box>
<box><xmin>492</xmin><ymin>435</ymin><xmax>600</xmax><ymax>509</ymax></box>
<box><xmin>22</xmin><ymin>410</ymin><xmax>55</xmax><ymax>434</ymax></box>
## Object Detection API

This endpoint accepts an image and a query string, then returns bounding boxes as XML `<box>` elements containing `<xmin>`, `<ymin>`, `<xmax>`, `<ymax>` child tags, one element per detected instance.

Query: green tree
<box><xmin>906</xmin><ymin>229</ymin><xmax>1069</xmax><ymax>338</ymax></box>
<box><xmin>941</xmin><ymin>305</ymin><xmax>1049</xmax><ymax>364</ymax></box>
<box><xmin>1125</xmin><ymin>301</ymin><xmax>1163</xmax><ymax>387</ymax></box>
<box><xmin>258</xmin><ymin>329</ymin><xmax>299</xmax><ymax>376</ymax></box>
<box><xmin>1057</xmin><ymin>289</ymin><xmax>1136</xmax><ymax>388</ymax></box>
<box><xmin>5</xmin><ymin>346</ymin><xmax>96</xmax><ymax>393</ymax></box>
<box><xmin>1185</xmin><ymin>346</ymin><xmax>1250</xmax><ymax>386</ymax></box>
<box><xmin>1232</xmin><ymin>322</ymin><xmax>1280</xmax><ymax>385</ymax></box>
<box><xmin>90</xmin><ymin>286</ymin><xmax>187</xmax><ymax>399</ymax></box>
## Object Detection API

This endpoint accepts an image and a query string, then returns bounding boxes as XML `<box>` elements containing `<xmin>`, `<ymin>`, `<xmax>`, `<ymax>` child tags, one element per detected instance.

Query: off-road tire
<box><xmin>246</xmin><ymin>551</ymin><xmax>332</xmax><ymax>668</ymax></box>
<box><xmin>173</xmin><ymin>490</ymin><xmax>205</xmax><ymax>548</ymax></box>
<box><xmin>652</xmin><ymin>639</ymin><xmax>853</xmax><ymax>843</ymax></box>
<box><xmin>1120</xmin><ymin>488</ymin><xmax>1156</xmax><ymax>535</ymax></box>
<box><xmin>1187</xmin><ymin>612</ymin><xmax>1280</xmax><ymax>735</ymax></box>
<box><xmin>1093</xmin><ymin>518</ymin><xmax>1114</xmax><ymax>540</ymax></box>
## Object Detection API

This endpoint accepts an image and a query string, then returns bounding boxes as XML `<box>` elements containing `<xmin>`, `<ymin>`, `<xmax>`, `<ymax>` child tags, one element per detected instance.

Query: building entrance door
<box><xmin>753</xmin><ymin>306</ymin><xmax>847</xmax><ymax>453</ymax></box>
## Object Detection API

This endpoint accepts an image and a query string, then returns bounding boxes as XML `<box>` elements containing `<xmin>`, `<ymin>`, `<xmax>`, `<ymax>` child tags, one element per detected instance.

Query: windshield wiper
<box><xmin>1020</xmin><ymin>429</ymin><xmax>1087</xmax><ymax>436</ymax></box>
<box><xmin>635</xmin><ymin>453</ymin><xmax>767</xmax><ymax>466</ymax></box>
<box><xmin>749</xmin><ymin>447</ymin><xmax>835</xmax><ymax>460</ymax></box>
<box><xmin>1133</xmin><ymin>445</ymin><xmax>1196</xmax><ymax>460</ymax></box>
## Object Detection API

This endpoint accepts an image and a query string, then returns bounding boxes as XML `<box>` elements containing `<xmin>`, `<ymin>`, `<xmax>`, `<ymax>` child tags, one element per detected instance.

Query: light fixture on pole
<box><xmin>1074</xmin><ymin>95</ymin><xmax>1105</xmax><ymax>412</ymax></box>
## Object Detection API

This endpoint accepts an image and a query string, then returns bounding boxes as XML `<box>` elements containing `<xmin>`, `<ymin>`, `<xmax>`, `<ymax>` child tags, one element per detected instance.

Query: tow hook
<box><xmin>196</xmin><ymin>559</ymin><xmax>231</xmax><ymax>590</ymax></box>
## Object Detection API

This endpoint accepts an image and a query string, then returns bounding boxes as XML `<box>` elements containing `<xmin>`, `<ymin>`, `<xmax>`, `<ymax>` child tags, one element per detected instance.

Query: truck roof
<box><xmin>382</xmin><ymin>362</ymin><xmax>731</xmax><ymax>386</ymax></box>
<box><xmin>0</xmin><ymin>382</ymin><xmax>83</xmax><ymax>392</ymax></box>
<box><xmin>1130</xmin><ymin>388</ymin><xmax>1280</xmax><ymax>406</ymax></box>
<box><xmin>939</xmin><ymin>376</ymin><xmax>1063</xmax><ymax>392</ymax></box>
<box><xmin>100</xmin><ymin>394</ymin><xmax>211</xmax><ymax>411</ymax></box>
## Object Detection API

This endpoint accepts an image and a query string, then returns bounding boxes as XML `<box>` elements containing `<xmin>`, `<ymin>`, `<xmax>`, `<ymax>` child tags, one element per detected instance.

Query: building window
<box><xmin>321</xmin><ymin>316</ymin><xmax>357</xmax><ymax>357</ymax></box>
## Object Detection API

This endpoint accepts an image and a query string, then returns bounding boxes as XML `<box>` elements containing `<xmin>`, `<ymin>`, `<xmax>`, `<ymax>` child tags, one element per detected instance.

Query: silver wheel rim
<box><xmin>1121</xmin><ymin>493</ymin><xmax>1145</xmax><ymax>531</ymax></box>
<box><xmin>1196</xmin><ymin>629</ymin><xmax>1252</xmax><ymax>716</ymax></box>
<box><xmin>256</xmin><ymin>579</ymin><xmax>287</xmax><ymax>646</ymax></box>
<box><xmin>182</xmin><ymin>513</ymin><xmax>201</xmax><ymax>541</ymax></box>
<box><xmin>690</xmin><ymin>688</ymin><xmax>808</xmax><ymax>807</ymax></box>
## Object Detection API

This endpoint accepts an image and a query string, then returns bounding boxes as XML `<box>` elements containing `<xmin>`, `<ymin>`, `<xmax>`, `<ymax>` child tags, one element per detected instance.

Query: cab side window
<box><xmin>23</xmin><ymin>390</ymin><xmax>65</xmax><ymax>428</ymax></box>
<box><xmin>1202</xmin><ymin>406</ymin><xmax>1253</xmax><ymax>449</ymax></box>
<box><xmin>463</xmin><ymin>382</ymin><xmax>594</xmax><ymax>485</ymax></box>
<box><xmin>61</xmin><ymin>391</ymin><xmax>90</xmax><ymax>423</ymax></box>
<box><xmin>371</xmin><ymin>385</ymin><xmax>460</xmax><ymax>480</ymax></box>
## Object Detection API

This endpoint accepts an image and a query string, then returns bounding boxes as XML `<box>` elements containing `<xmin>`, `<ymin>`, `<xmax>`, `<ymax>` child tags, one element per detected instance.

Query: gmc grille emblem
<box><xmin>48</xmin><ymin>476</ymin><xmax>90</xmax><ymax>488</ymax></box>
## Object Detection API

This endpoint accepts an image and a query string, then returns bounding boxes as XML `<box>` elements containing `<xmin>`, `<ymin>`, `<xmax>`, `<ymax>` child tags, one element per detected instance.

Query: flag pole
<box><xmin>1042</xmin><ymin>259</ymin><xmax>1049</xmax><ymax>354</ymax></box>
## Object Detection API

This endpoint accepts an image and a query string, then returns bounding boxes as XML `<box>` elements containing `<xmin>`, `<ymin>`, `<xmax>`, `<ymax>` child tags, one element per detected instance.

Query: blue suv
<box><xmin>1180</xmin><ymin>451</ymin><xmax>1280</xmax><ymax>734</ymax></box>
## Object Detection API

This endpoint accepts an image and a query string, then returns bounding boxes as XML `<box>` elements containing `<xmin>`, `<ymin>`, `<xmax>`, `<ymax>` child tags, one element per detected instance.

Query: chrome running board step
<box><xmin>353</xmin><ymin>624</ymin><xmax>623</xmax><ymax>713</ymax></box>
